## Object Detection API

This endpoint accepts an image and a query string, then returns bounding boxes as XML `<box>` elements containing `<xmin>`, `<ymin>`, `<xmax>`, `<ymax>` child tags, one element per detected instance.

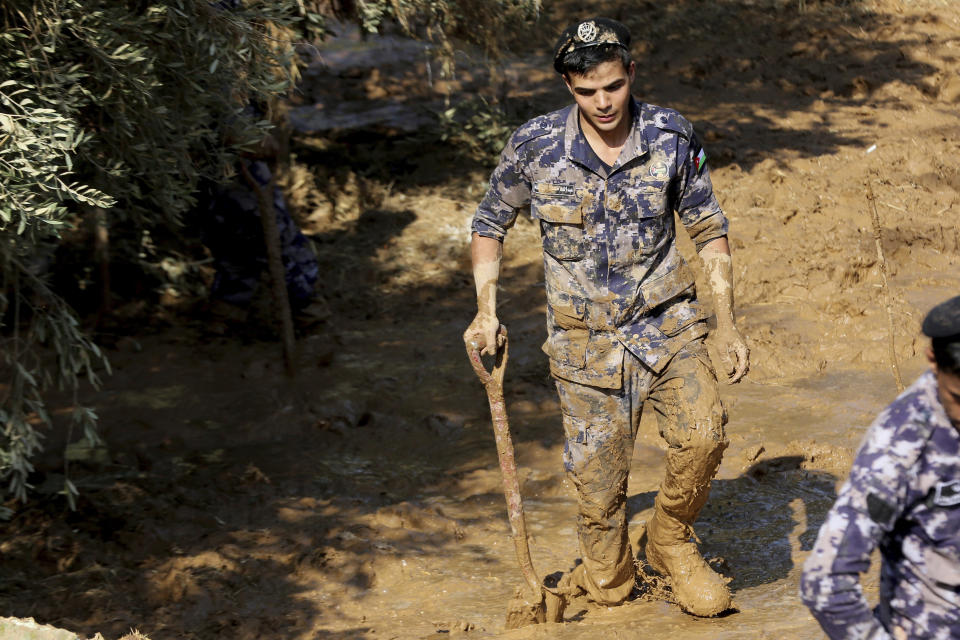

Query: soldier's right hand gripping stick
<box><xmin>466</xmin><ymin>327</ymin><xmax>566</xmax><ymax>628</ymax></box>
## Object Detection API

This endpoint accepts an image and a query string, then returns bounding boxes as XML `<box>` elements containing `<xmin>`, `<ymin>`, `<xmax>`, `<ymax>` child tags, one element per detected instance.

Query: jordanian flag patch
<box><xmin>694</xmin><ymin>148</ymin><xmax>707</xmax><ymax>173</ymax></box>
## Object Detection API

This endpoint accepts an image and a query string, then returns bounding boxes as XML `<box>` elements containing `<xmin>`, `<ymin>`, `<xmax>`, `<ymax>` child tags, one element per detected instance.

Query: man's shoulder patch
<box><xmin>694</xmin><ymin>148</ymin><xmax>707</xmax><ymax>174</ymax></box>
<box><xmin>644</xmin><ymin>103</ymin><xmax>693</xmax><ymax>140</ymax></box>
<box><xmin>866</xmin><ymin>492</ymin><xmax>897</xmax><ymax>527</ymax></box>
<box><xmin>511</xmin><ymin>109</ymin><xmax>566</xmax><ymax>150</ymax></box>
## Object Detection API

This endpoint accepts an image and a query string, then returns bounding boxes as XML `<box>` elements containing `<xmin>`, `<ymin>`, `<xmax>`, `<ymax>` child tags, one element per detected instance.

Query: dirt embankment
<box><xmin>1</xmin><ymin>1</ymin><xmax>958</xmax><ymax>639</ymax></box>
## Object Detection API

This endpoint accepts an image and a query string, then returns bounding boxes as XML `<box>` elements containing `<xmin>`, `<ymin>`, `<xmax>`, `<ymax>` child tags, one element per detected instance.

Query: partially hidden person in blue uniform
<box><xmin>463</xmin><ymin>17</ymin><xmax>750</xmax><ymax>617</ymax></box>
<box><xmin>199</xmin><ymin>154</ymin><xmax>318</xmax><ymax>313</ymax></box>
<box><xmin>201</xmin><ymin>0</ymin><xmax>318</xmax><ymax>314</ymax></box>
<box><xmin>802</xmin><ymin>294</ymin><xmax>960</xmax><ymax>640</ymax></box>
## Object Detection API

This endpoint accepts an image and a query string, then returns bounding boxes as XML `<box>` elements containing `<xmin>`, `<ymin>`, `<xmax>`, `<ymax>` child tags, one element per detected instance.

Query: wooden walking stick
<box><xmin>467</xmin><ymin>327</ymin><xmax>565</xmax><ymax>628</ymax></box>
<box><xmin>864</xmin><ymin>145</ymin><xmax>903</xmax><ymax>392</ymax></box>
<box><xmin>239</xmin><ymin>161</ymin><xmax>296</xmax><ymax>377</ymax></box>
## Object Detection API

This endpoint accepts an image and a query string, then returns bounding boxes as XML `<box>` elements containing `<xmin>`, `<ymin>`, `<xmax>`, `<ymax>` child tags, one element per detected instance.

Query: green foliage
<box><xmin>0</xmin><ymin>0</ymin><xmax>541</xmax><ymax>507</ymax></box>
<box><xmin>438</xmin><ymin>97</ymin><xmax>520</xmax><ymax>164</ymax></box>
<box><xmin>17</xmin><ymin>1</ymin><xmax>297</xmax><ymax>229</ymax></box>
<box><xmin>0</xmin><ymin>0</ymin><xmax>300</xmax><ymax>505</ymax></box>
<box><xmin>0</xmin><ymin>278</ymin><xmax>106</xmax><ymax>507</ymax></box>
<box><xmin>0</xmin><ymin>80</ymin><xmax>115</xmax><ymax>236</ymax></box>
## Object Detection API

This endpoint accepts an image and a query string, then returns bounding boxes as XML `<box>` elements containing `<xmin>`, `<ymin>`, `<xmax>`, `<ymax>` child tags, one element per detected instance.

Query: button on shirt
<box><xmin>801</xmin><ymin>370</ymin><xmax>960</xmax><ymax>640</ymax></box>
<box><xmin>471</xmin><ymin>98</ymin><xmax>729</xmax><ymax>389</ymax></box>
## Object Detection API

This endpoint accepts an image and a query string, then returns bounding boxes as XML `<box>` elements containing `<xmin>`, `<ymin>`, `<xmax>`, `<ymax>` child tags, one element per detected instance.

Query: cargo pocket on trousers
<box><xmin>543</xmin><ymin>328</ymin><xmax>588</xmax><ymax>369</ymax></box>
<box><xmin>561</xmin><ymin>413</ymin><xmax>623</xmax><ymax>497</ymax></box>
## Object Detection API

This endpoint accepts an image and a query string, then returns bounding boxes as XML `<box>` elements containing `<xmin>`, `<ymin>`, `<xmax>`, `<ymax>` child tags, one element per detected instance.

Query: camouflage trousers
<box><xmin>556</xmin><ymin>337</ymin><xmax>728</xmax><ymax>605</ymax></box>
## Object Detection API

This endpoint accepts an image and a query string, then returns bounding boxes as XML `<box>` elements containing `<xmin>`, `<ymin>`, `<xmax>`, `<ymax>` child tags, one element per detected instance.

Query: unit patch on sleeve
<box><xmin>694</xmin><ymin>148</ymin><xmax>707</xmax><ymax>174</ymax></box>
<box><xmin>932</xmin><ymin>480</ymin><xmax>960</xmax><ymax>507</ymax></box>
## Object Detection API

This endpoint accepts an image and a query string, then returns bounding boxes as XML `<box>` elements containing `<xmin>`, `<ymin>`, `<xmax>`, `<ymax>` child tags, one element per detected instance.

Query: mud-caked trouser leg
<box><xmin>556</xmin><ymin>377</ymin><xmax>637</xmax><ymax>605</ymax></box>
<box><xmin>645</xmin><ymin>339</ymin><xmax>731</xmax><ymax>617</ymax></box>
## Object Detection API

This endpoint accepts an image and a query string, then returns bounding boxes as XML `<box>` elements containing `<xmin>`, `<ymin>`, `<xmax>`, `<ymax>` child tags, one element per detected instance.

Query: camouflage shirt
<box><xmin>801</xmin><ymin>370</ymin><xmax>960</xmax><ymax>640</ymax></box>
<box><xmin>472</xmin><ymin>99</ymin><xmax>728</xmax><ymax>388</ymax></box>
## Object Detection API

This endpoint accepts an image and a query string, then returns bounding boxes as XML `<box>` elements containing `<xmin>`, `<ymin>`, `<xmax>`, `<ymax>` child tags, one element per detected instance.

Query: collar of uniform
<box><xmin>565</xmin><ymin>107</ymin><xmax>607</xmax><ymax>177</ymax></box>
<box><xmin>618</xmin><ymin>98</ymin><xmax>649</xmax><ymax>167</ymax></box>
<box><xmin>563</xmin><ymin>98</ymin><xmax>648</xmax><ymax>175</ymax></box>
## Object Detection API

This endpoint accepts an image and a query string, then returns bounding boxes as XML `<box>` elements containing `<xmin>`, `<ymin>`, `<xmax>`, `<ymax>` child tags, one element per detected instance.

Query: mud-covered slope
<box><xmin>0</xmin><ymin>1</ymin><xmax>958</xmax><ymax>639</ymax></box>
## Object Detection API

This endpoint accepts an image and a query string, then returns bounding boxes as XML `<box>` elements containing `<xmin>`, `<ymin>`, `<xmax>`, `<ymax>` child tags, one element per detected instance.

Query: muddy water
<box><xmin>297</xmin><ymin>360</ymin><xmax>909</xmax><ymax>639</ymax></box>
<box><xmin>277</xmin><ymin>280</ymin><xmax>925</xmax><ymax>640</ymax></box>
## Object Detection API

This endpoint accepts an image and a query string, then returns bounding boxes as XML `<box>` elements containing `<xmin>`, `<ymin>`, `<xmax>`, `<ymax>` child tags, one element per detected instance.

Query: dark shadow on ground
<box><xmin>293</xmin><ymin>0</ymin><xmax>949</xmax><ymax>192</ymax></box>
<box><xmin>0</xmin><ymin>197</ymin><xmax>553</xmax><ymax>638</ymax></box>
<box><xmin>545</xmin><ymin>0</ymin><xmax>948</xmax><ymax>171</ymax></box>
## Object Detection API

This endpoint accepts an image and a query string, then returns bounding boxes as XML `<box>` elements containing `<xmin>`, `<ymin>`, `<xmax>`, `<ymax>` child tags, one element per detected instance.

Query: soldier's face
<box><xmin>928</xmin><ymin>348</ymin><xmax>960</xmax><ymax>428</ymax></box>
<box><xmin>936</xmin><ymin>371</ymin><xmax>960</xmax><ymax>428</ymax></box>
<box><xmin>564</xmin><ymin>60</ymin><xmax>635</xmax><ymax>137</ymax></box>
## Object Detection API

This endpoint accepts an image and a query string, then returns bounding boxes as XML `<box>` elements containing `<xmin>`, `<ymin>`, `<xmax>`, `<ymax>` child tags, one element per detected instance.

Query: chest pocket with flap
<box><xmin>597</xmin><ymin>175</ymin><xmax>671</xmax><ymax>266</ymax></box>
<box><xmin>531</xmin><ymin>181</ymin><xmax>585</xmax><ymax>261</ymax></box>
<box><xmin>913</xmin><ymin>481</ymin><xmax>960</xmax><ymax>588</ymax></box>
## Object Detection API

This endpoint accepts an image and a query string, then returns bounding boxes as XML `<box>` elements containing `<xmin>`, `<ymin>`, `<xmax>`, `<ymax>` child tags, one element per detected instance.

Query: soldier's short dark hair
<box><xmin>932</xmin><ymin>335</ymin><xmax>960</xmax><ymax>375</ymax></box>
<box><xmin>559</xmin><ymin>43</ymin><xmax>631</xmax><ymax>78</ymax></box>
<box><xmin>923</xmin><ymin>295</ymin><xmax>960</xmax><ymax>374</ymax></box>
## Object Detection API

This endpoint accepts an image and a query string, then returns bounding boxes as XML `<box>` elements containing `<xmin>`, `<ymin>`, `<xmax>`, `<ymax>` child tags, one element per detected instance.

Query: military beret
<box><xmin>922</xmin><ymin>294</ymin><xmax>960</xmax><ymax>338</ymax></box>
<box><xmin>553</xmin><ymin>17</ymin><xmax>631</xmax><ymax>74</ymax></box>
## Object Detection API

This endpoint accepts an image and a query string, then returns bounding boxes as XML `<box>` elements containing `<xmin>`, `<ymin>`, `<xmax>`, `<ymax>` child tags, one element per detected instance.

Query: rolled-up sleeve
<box><xmin>800</xmin><ymin>417</ymin><xmax>911</xmax><ymax>640</ymax></box>
<box><xmin>674</xmin><ymin>132</ymin><xmax>728</xmax><ymax>251</ymax></box>
<box><xmin>471</xmin><ymin>133</ymin><xmax>531</xmax><ymax>241</ymax></box>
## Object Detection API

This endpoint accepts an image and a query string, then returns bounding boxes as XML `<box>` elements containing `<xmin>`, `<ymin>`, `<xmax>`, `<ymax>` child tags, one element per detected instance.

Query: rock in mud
<box><xmin>0</xmin><ymin>618</ymin><xmax>80</xmax><ymax>640</ymax></box>
<box><xmin>0</xmin><ymin>618</ymin><xmax>150</xmax><ymax>640</ymax></box>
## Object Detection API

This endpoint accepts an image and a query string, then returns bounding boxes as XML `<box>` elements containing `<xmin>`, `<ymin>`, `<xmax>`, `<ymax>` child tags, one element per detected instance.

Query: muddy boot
<box><xmin>645</xmin><ymin>435</ymin><xmax>731</xmax><ymax>617</ymax></box>
<box><xmin>561</xmin><ymin>558</ymin><xmax>633</xmax><ymax>606</ymax></box>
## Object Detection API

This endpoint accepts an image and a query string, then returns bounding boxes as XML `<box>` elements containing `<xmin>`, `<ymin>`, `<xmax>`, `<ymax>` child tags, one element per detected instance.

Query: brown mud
<box><xmin>2</xmin><ymin>0</ymin><xmax>960</xmax><ymax>638</ymax></box>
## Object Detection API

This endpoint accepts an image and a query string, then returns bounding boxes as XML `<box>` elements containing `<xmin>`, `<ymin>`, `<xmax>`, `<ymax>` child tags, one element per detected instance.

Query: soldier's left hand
<box><xmin>715</xmin><ymin>325</ymin><xmax>749</xmax><ymax>383</ymax></box>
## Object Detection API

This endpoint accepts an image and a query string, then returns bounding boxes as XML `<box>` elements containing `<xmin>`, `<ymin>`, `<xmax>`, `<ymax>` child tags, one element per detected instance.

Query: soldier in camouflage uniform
<box><xmin>464</xmin><ymin>18</ymin><xmax>749</xmax><ymax>617</ymax></box>
<box><xmin>801</xmin><ymin>294</ymin><xmax>960</xmax><ymax>640</ymax></box>
<box><xmin>199</xmin><ymin>158</ymin><xmax>318</xmax><ymax>311</ymax></box>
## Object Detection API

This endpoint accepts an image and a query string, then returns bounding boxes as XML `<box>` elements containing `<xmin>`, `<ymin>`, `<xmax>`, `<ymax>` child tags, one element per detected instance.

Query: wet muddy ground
<box><xmin>1</xmin><ymin>0</ymin><xmax>959</xmax><ymax>638</ymax></box>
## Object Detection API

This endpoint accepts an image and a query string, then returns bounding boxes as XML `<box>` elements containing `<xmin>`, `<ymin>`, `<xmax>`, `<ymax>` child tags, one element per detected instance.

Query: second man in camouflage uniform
<box><xmin>464</xmin><ymin>17</ymin><xmax>749</xmax><ymax>616</ymax></box>
<box><xmin>801</xmin><ymin>295</ymin><xmax>960</xmax><ymax>640</ymax></box>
